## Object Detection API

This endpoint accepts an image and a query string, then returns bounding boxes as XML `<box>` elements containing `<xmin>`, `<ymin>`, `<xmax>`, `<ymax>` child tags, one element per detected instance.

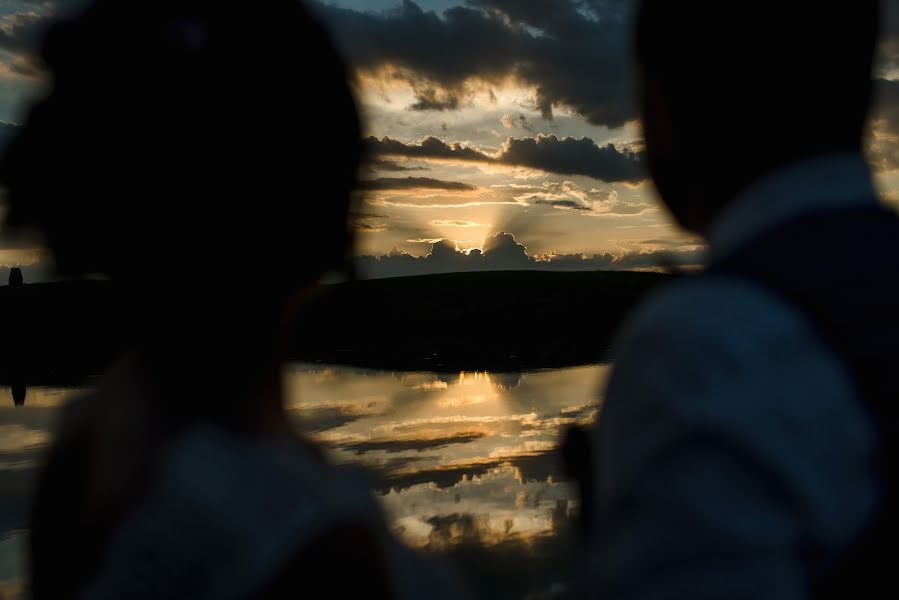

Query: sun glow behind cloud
<box><xmin>348</xmin><ymin>58</ymin><xmax>685</xmax><ymax>265</ymax></box>
<box><xmin>318</xmin><ymin>0</ymin><xmax>899</xmax><ymax>277</ymax></box>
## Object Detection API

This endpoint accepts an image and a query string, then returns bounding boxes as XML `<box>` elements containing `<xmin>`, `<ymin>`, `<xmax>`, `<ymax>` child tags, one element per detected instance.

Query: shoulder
<box><xmin>600</xmin><ymin>274</ymin><xmax>878</xmax><ymax>545</ymax></box>
<box><xmin>617</xmin><ymin>274</ymin><xmax>818</xmax><ymax>355</ymax></box>
<box><xmin>612</xmin><ymin>274</ymin><xmax>862</xmax><ymax>392</ymax></box>
<box><xmin>608</xmin><ymin>274</ymin><xmax>870</xmax><ymax>427</ymax></box>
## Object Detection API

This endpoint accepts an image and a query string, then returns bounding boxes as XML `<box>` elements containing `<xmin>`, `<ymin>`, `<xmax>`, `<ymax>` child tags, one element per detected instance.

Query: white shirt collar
<box><xmin>707</xmin><ymin>152</ymin><xmax>878</xmax><ymax>262</ymax></box>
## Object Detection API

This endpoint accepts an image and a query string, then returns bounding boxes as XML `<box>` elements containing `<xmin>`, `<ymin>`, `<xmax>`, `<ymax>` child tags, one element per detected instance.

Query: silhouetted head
<box><xmin>636</xmin><ymin>1</ymin><xmax>880</xmax><ymax>233</ymax></box>
<box><xmin>0</xmin><ymin>0</ymin><xmax>361</xmax><ymax>315</ymax></box>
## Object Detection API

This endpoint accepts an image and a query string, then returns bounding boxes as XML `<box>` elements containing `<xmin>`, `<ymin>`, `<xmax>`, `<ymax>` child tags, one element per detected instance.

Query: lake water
<box><xmin>0</xmin><ymin>364</ymin><xmax>608</xmax><ymax>599</ymax></box>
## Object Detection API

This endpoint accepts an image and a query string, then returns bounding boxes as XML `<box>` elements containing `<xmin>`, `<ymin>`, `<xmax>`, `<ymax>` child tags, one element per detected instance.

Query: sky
<box><xmin>318</xmin><ymin>0</ymin><xmax>703</xmax><ymax>278</ymax></box>
<box><xmin>0</xmin><ymin>0</ymin><xmax>898</xmax><ymax>280</ymax></box>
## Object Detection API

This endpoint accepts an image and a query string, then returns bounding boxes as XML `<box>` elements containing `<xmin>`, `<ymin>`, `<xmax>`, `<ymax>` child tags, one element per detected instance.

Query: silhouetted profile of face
<box><xmin>0</xmin><ymin>0</ymin><xmax>362</xmax><ymax>307</ymax></box>
<box><xmin>635</xmin><ymin>1</ymin><xmax>880</xmax><ymax>233</ymax></box>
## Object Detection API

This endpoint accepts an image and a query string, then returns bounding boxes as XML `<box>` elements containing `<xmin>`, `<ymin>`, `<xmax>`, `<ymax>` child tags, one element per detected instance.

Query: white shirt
<box><xmin>588</xmin><ymin>154</ymin><xmax>880</xmax><ymax>599</ymax></box>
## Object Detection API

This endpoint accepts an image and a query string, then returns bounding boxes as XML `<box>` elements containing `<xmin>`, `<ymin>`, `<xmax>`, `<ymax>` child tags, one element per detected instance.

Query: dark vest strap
<box><xmin>706</xmin><ymin>205</ymin><xmax>899</xmax><ymax>600</ymax></box>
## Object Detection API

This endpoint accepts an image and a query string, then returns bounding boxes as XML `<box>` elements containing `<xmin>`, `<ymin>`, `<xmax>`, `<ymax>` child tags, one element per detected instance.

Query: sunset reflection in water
<box><xmin>286</xmin><ymin>365</ymin><xmax>608</xmax><ymax>551</ymax></box>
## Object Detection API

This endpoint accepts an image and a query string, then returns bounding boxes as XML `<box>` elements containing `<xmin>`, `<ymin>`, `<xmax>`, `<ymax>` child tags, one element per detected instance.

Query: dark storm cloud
<box><xmin>356</xmin><ymin>231</ymin><xmax>703</xmax><ymax>279</ymax></box>
<box><xmin>368</xmin><ymin>134</ymin><xmax>646</xmax><ymax>183</ymax></box>
<box><xmin>367</xmin><ymin>158</ymin><xmax>428</xmax><ymax>172</ymax></box>
<box><xmin>480</xmin><ymin>231</ymin><xmax>530</xmax><ymax>268</ymax></box>
<box><xmin>359</xmin><ymin>176</ymin><xmax>477</xmax><ymax>191</ymax></box>
<box><xmin>367</xmin><ymin>135</ymin><xmax>491</xmax><ymax>162</ymax></box>
<box><xmin>310</xmin><ymin>0</ymin><xmax>521</xmax><ymax>109</ymax></box>
<box><xmin>311</xmin><ymin>0</ymin><xmax>635</xmax><ymax>128</ymax></box>
<box><xmin>408</xmin><ymin>86</ymin><xmax>462</xmax><ymax>111</ymax></box>
<box><xmin>468</xmin><ymin>0</ymin><xmax>601</xmax><ymax>39</ymax></box>
<box><xmin>500</xmin><ymin>135</ymin><xmax>644</xmax><ymax>183</ymax></box>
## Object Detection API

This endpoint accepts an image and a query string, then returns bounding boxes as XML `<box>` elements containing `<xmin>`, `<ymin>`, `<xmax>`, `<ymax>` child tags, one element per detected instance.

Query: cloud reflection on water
<box><xmin>287</xmin><ymin>365</ymin><xmax>607</xmax><ymax>550</ymax></box>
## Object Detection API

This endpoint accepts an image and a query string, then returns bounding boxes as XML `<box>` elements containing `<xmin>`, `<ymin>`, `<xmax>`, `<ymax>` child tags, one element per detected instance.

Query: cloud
<box><xmin>511</xmin><ymin>189</ymin><xmax>648</xmax><ymax>216</ymax></box>
<box><xmin>355</xmin><ymin>223</ymin><xmax>388</xmax><ymax>233</ymax></box>
<box><xmin>350</xmin><ymin>210</ymin><xmax>389</xmax><ymax>219</ymax></box>
<box><xmin>357</xmin><ymin>232</ymin><xmax>530</xmax><ymax>278</ymax></box>
<box><xmin>356</xmin><ymin>231</ymin><xmax>703</xmax><ymax>279</ymax></box>
<box><xmin>878</xmin><ymin>2</ymin><xmax>899</xmax><ymax>73</ymax></box>
<box><xmin>0</xmin><ymin>232</ymin><xmax>46</xmax><ymax>267</ymax></box>
<box><xmin>351</xmin><ymin>209</ymin><xmax>390</xmax><ymax>233</ymax></box>
<box><xmin>367</xmin><ymin>135</ymin><xmax>491</xmax><ymax>163</ymax></box>
<box><xmin>501</xmin><ymin>113</ymin><xmax>533</xmax><ymax>132</ymax></box>
<box><xmin>430</xmin><ymin>219</ymin><xmax>488</xmax><ymax>228</ymax></box>
<box><xmin>0</xmin><ymin>11</ymin><xmax>48</xmax><ymax>54</ymax></box>
<box><xmin>509</xmin><ymin>182</ymin><xmax>650</xmax><ymax>215</ymax></box>
<box><xmin>868</xmin><ymin>78</ymin><xmax>899</xmax><ymax>172</ymax></box>
<box><xmin>0</xmin><ymin>10</ymin><xmax>55</xmax><ymax>78</ymax></box>
<box><xmin>532</xmin><ymin>248</ymin><xmax>705</xmax><ymax>272</ymax></box>
<box><xmin>532</xmin><ymin>198</ymin><xmax>591</xmax><ymax>211</ymax></box>
<box><xmin>480</xmin><ymin>231</ymin><xmax>530</xmax><ymax>269</ymax></box>
<box><xmin>499</xmin><ymin>135</ymin><xmax>644</xmax><ymax>183</ymax></box>
<box><xmin>637</xmin><ymin>237</ymin><xmax>700</xmax><ymax>246</ymax></box>
<box><xmin>367</xmin><ymin>134</ymin><xmax>645</xmax><ymax>183</ymax></box>
<box><xmin>426</xmin><ymin>237</ymin><xmax>482</xmax><ymax>271</ymax></box>
<box><xmin>370</xmin><ymin>197</ymin><xmax>524</xmax><ymax>209</ymax></box>
<box><xmin>408</xmin><ymin>85</ymin><xmax>464</xmax><ymax>111</ymax></box>
<box><xmin>338</xmin><ymin>432</ymin><xmax>486</xmax><ymax>456</ymax></box>
<box><xmin>311</xmin><ymin>0</ymin><xmax>635</xmax><ymax>128</ymax></box>
<box><xmin>359</xmin><ymin>176</ymin><xmax>477</xmax><ymax>191</ymax></box>
<box><xmin>366</xmin><ymin>158</ymin><xmax>428</xmax><ymax>173</ymax></box>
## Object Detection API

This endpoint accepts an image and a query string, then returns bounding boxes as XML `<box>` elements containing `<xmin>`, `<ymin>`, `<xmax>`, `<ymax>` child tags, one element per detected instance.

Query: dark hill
<box><xmin>0</xmin><ymin>270</ymin><xmax>668</xmax><ymax>385</ymax></box>
<box><xmin>289</xmin><ymin>270</ymin><xmax>668</xmax><ymax>372</ymax></box>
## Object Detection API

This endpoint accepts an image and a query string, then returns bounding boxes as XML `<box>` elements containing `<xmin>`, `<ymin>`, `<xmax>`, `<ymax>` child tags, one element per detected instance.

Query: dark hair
<box><xmin>636</xmin><ymin>1</ymin><xmax>880</xmax><ymax>163</ymax></box>
<box><xmin>0</xmin><ymin>0</ymin><xmax>361</xmax><ymax>296</ymax></box>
